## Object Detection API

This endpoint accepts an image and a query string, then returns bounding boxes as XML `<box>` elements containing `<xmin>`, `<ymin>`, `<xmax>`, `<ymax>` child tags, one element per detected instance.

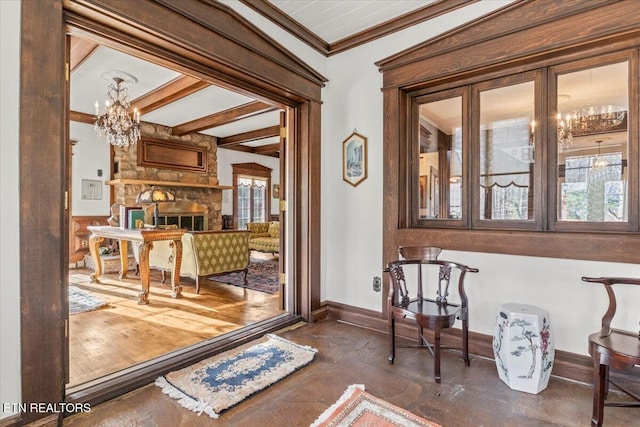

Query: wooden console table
<box><xmin>87</xmin><ymin>226</ymin><xmax>185</xmax><ymax>304</ymax></box>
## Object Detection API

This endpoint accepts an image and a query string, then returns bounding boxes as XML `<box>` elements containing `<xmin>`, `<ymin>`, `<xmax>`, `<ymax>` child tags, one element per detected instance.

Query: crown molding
<box><xmin>240</xmin><ymin>0</ymin><xmax>478</xmax><ymax>57</ymax></box>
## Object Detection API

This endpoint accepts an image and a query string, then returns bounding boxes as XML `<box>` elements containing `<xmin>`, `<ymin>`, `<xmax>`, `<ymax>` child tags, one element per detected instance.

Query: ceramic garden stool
<box><xmin>493</xmin><ymin>303</ymin><xmax>555</xmax><ymax>394</ymax></box>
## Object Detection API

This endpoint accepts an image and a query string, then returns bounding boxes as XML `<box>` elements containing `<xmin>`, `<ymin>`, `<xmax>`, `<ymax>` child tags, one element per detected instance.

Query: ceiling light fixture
<box><xmin>593</xmin><ymin>140</ymin><xmax>609</xmax><ymax>170</ymax></box>
<box><xmin>94</xmin><ymin>70</ymin><xmax>141</xmax><ymax>147</ymax></box>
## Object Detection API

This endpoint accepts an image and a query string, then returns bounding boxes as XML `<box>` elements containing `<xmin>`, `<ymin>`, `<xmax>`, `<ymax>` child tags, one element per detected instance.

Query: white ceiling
<box><xmin>270</xmin><ymin>0</ymin><xmax>435</xmax><ymax>43</ymax></box>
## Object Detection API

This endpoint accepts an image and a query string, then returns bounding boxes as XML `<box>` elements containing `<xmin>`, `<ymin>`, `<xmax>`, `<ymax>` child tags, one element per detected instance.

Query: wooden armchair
<box><xmin>582</xmin><ymin>276</ymin><xmax>640</xmax><ymax>427</ymax></box>
<box><xmin>386</xmin><ymin>259</ymin><xmax>479</xmax><ymax>383</ymax></box>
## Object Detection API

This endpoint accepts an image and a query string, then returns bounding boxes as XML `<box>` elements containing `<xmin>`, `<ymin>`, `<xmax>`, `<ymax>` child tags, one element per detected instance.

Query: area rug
<box><xmin>311</xmin><ymin>384</ymin><xmax>441</xmax><ymax>427</ymax></box>
<box><xmin>209</xmin><ymin>258</ymin><xmax>279</xmax><ymax>294</ymax></box>
<box><xmin>156</xmin><ymin>334</ymin><xmax>317</xmax><ymax>418</ymax></box>
<box><xmin>68</xmin><ymin>285</ymin><xmax>109</xmax><ymax>315</ymax></box>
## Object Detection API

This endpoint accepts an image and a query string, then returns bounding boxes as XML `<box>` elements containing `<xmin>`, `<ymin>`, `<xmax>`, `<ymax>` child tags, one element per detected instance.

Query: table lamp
<box><xmin>136</xmin><ymin>186</ymin><xmax>175</xmax><ymax>228</ymax></box>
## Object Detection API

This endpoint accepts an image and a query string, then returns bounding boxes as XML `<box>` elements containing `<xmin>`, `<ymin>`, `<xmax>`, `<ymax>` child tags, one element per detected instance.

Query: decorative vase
<box><xmin>493</xmin><ymin>303</ymin><xmax>554</xmax><ymax>394</ymax></box>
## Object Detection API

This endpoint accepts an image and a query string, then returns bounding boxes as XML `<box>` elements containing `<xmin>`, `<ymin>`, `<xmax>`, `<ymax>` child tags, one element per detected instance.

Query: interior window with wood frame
<box><xmin>550</xmin><ymin>52</ymin><xmax>637</xmax><ymax>232</ymax></box>
<box><xmin>410</xmin><ymin>50</ymin><xmax>638</xmax><ymax>233</ymax></box>
<box><xmin>473</xmin><ymin>71</ymin><xmax>542</xmax><ymax>230</ymax></box>
<box><xmin>414</xmin><ymin>89</ymin><xmax>466</xmax><ymax>227</ymax></box>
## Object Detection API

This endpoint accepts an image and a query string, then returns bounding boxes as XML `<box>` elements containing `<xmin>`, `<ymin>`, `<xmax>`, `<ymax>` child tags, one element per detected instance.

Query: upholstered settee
<box><xmin>246</xmin><ymin>221</ymin><xmax>279</xmax><ymax>254</ymax></box>
<box><xmin>148</xmin><ymin>230</ymin><xmax>250</xmax><ymax>293</ymax></box>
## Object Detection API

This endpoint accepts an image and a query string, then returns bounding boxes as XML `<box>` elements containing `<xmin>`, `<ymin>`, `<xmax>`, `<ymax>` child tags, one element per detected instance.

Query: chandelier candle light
<box><xmin>94</xmin><ymin>70</ymin><xmax>141</xmax><ymax>147</ymax></box>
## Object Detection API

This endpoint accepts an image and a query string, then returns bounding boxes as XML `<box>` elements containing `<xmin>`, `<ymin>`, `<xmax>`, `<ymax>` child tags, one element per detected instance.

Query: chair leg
<box><xmin>462</xmin><ymin>318</ymin><xmax>470</xmax><ymax>366</ymax></box>
<box><xmin>195</xmin><ymin>276</ymin><xmax>200</xmax><ymax>294</ymax></box>
<box><xmin>434</xmin><ymin>326</ymin><xmax>441</xmax><ymax>383</ymax></box>
<box><xmin>161</xmin><ymin>270</ymin><xmax>166</xmax><ymax>284</ymax></box>
<box><xmin>388</xmin><ymin>317</ymin><xmax>395</xmax><ymax>364</ymax></box>
<box><xmin>592</xmin><ymin>356</ymin><xmax>607</xmax><ymax>427</ymax></box>
<box><xmin>604</xmin><ymin>363</ymin><xmax>610</xmax><ymax>399</ymax></box>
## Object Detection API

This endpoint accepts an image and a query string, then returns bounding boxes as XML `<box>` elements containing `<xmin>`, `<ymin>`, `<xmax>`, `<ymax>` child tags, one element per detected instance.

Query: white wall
<box><xmin>70</xmin><ymin>122</ymin><xmax>112</xmax><ymax>216</ymax></box>
<box><xmin>216</xmin><ymin>147</ymin><xmax>281</xmax><ymax>216</ymax></box>
<box><xmin>319</xmin><ymin>0</ymin><xmax>639</xmax><ymax>356</ymax></box>
<box><xmin>321</xmin><ymin>1</ymin><xmax>511</xmax><ymax>307</ymax></box>
<box><xmin>0</xmin><ymin>0</ymin><xmax>22</xmax><ymax>419</ymax></box>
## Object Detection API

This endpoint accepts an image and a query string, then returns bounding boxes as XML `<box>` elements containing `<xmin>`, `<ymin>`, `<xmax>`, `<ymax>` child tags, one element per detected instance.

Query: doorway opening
<box><xmin>66</xmin><ymin>35</ymin><xmax>289</xmax><ymax>390</ymax></box>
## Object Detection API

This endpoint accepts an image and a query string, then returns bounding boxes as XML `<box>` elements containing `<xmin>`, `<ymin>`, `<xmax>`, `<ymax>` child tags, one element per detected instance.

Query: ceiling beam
<box><xmin>217</xmin><ymin>125</ymin><xmax>280</xmax><ymax>146</ymax></box>
<box><xmin>129</xmin><ymin>75</ymin><xmax>209</xmax><ymax>115</ymax></box>
<box><xmin>69</xmin><ymin>110</ymin><xmax>95</xmax><ymax>125</ymax></box>
<box><xmin>172</xmin><ymin>101</ymin><xmax>275</xmax><ymax>136</ymax></box>
<box><xmin>69</xmin><ymin>37</ymin><xmax>99</xmax><ymax>72</ymax></box>
<box><xmin>219</xmin><ymin>143</ymin><xmax>279</xmax><ymax>158</ymax></box>
<box><xmin>253</xmin><ymin>143</ymin><xmax>280</xmax><ymax>154</ymax></box>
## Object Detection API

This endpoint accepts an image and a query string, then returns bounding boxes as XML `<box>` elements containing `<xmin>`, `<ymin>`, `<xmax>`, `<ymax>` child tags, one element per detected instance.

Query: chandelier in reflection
<box><xmin>557</xmin><ymin>113</ymin><xmax>573</xmax><ymax>152</ymax></box>
<box><xmin>557</xmin><ymin>102</ymin><xmax>627</xmax><ymax>152</ymax></box>
<box><xmin>94</xmin><ymin>70</ymin><xmax>141</xmax><ymax>147</ymax></box>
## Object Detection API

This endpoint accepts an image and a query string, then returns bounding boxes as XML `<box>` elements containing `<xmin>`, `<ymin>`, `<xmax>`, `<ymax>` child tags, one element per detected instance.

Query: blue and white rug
<box><xmin>69</xmin><ymin>285</ymin><xmax>109</xmax><ymax>315</ymax></box>
<box><xmin>156</xmin><ymin>334</ymin><xmax>317</xmax><ymax>418</ymax></box>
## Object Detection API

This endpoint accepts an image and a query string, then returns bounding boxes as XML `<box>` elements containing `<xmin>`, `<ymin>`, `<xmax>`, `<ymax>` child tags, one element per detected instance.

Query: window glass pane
<box><xmin>479</xmin><ymin>81</ymin><xmax>535</xmax><ymax>220</ymax></box>
<box><xmin>253</xmin><ymin>179</ymin><xmax>267</xmax><ymax>222</ymax></box>
<box><xmin>238</xmin><ymin>184</ymin><xmax>250</xmax><ymax>229</ymax></box>
<box><xmin>556</xmin><ymin>61</ymin><xmax>629</xmax><ymax>222</ymax></box>
<box><xmin>418</xmin><ymin>96</ymin><xmax>463</xmax><ymax>220</ymax></box>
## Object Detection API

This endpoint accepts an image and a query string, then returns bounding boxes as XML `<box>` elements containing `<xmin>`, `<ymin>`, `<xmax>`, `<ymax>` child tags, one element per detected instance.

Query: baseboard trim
<box><xmin>311</xmin><ymin>304</ymin><xmax>329</xmax><ymax>322</ymax></box>
<box><xmin>324</xmin><ymin>300</ymin><xmax>594</xmax><ymax>384</ymax></box>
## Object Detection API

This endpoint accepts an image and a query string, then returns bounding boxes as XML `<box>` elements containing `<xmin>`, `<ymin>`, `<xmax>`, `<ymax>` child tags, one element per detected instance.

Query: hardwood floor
<box><xmin>64</xmin><ymin>319</ymin><xmax>638</xmax><ymax>427</ymax></box>
<box><xmin>68</xmin><ymin>266</ymin><xmax>283</xmax><ymax>387</ymax></box>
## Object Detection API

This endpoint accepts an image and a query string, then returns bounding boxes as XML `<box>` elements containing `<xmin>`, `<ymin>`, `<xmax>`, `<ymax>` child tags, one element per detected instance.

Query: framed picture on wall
<box><xmin>81</xmin><ymin>179</ymin><xmax>102</xmax><ymax>200</ymax></box>
<box><xmin>342</xmin><ymin>131</ymin><xmax>368</xmax><ymax>187</ymax></box>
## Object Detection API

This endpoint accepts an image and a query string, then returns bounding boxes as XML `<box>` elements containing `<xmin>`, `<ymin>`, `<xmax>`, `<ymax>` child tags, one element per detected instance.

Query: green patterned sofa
<box><xmin>246</xmin><ymin>221</ymin><xmax>279</xmax><ymax>254</ymax></box>
<box><xmin>148</xmin><ymin>230</ymin><xmax>249</xmax><ymax>293</ymax></box>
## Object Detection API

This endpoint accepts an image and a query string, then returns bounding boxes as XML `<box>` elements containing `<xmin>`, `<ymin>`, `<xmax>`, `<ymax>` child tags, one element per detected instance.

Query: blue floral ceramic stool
<box><xmin>493</xmin><ymin>303</ymin><xmax>554</xmax><ymax>394</ymax></box>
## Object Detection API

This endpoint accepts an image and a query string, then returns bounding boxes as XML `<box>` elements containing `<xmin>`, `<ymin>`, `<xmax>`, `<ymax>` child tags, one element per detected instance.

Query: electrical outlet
<box><xmin>372</xmin><ymin>276</ymin><xmax>382</xmax><ymax>292</ymax></box>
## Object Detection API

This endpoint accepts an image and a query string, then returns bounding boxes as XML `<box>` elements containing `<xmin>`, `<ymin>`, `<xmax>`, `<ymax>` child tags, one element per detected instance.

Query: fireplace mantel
<box><xmin>106</xmin><ymin>178</ymin><xmax>232</xmax><ymax>190</ymax></box>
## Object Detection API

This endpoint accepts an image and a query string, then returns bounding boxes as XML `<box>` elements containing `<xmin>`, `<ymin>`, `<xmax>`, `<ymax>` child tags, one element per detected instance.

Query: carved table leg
<box><xmin>88</xmin><ymin>235</ymin><xmax>104</xmax><ymax>283</ymax></box>
<box><xmin>170</xmin><ymin>239</ymin><xmax>183</xmax><ymax>298</ymax></box>
<box><xmin>137</xmin><ymin>241</ymin><xmax>152</xmax><ymax>305</ymax></box>
<box><xmin>118</xmin><ymin>239</ymin><xmax>129</xmax><ymax>280</ymax></box>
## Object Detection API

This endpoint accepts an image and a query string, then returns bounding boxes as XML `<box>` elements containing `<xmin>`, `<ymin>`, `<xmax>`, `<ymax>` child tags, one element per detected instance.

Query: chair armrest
<box><xmin>582</xmin><ymin>276</ymin><xmax>640</xmax><ymax>338</ymax></box>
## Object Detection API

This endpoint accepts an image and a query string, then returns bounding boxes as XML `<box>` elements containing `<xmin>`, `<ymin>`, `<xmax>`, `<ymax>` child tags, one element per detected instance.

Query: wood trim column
<box><xmin>295</xmin><ymin>100</ymin><xmax>322</xmax><ymax>321</ymax></box>
<box><xmin>20</xmin><ymin>0</ymin><xmax>67</xmax><ymax>424</ymax></box>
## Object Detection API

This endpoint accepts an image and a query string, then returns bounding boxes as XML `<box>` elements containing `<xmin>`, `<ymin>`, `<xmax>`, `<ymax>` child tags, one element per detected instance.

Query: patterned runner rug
<box><xmin>208</xmin><ymin>258</ymin><xmax>279</xmax><ymax>294</ymax></box>
<box><xmin>68</xmin><ymin>285</ymin><xmax>109</xmax><ymax>315</ymax></box>
<box><xmin>156</xmin><ymin>334</ymin><xmax>317</xmax><ymax>418</ymax></box>
<box><xmin>311</xmin><ymin>384</ymin><xmax>441</xmax><ymax>427</ymax></box>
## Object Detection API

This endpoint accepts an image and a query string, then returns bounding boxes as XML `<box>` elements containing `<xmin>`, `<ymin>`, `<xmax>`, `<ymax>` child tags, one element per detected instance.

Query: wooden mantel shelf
<box><xmin>105</xmin><ymin>178</ymin><xmax>233</xmax><ymax>190</ymax></box>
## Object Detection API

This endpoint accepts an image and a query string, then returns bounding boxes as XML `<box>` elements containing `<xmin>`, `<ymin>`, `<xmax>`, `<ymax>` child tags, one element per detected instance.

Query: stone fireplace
<box><xmin>109</xmin><ymin>122</ymin><xmax>230</xmax><ymax>230</ymax></box>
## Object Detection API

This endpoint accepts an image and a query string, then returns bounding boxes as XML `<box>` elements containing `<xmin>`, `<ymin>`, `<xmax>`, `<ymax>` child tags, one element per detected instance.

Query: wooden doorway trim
<box><xmin>19</xmin><ymin>0</ymin><xmax>324</xmax><ymax>424</ymax></box>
